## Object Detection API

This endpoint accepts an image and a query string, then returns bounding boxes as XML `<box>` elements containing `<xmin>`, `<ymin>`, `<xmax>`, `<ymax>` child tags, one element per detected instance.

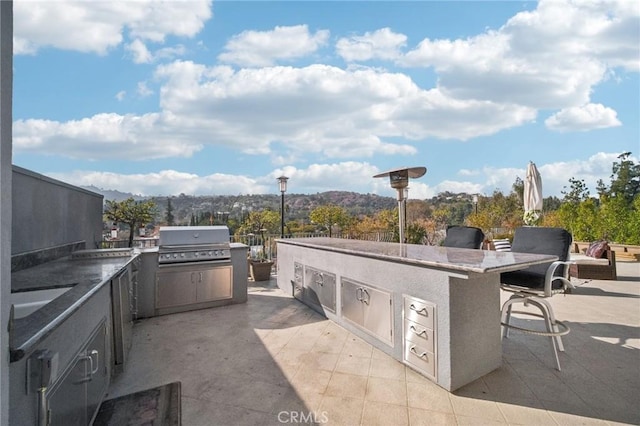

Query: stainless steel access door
<box><xmin>303</xmin><ymin>266</ymin><xmax>336</xmax><ymax>313</ymax></box>
<box><xmin>341</xmin><ymin>278</ymin><xmax>393</xmax><ymax>345</ymax></box>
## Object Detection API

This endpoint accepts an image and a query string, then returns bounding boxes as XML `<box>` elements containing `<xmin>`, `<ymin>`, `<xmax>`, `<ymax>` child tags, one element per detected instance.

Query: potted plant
<box><xmin>237</xmin><ymin>210</ymin><xmax>279</xmax><ymax>281</ymax></box>
<box><xmin>249</xmin><ymin>229</ymin><xmax>274</xmax><ymax>281</ymax></box>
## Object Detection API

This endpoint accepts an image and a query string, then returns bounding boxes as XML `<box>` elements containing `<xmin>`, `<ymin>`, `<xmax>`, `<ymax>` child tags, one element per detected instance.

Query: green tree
<box><xmin>598</xmin><ymin>152</ymin><xmax>640</xmax><ymax>205</ymax></box>
<box><xmin>104</xmin><ymin>198</ymin><xmax>157</xmax><ymax>247</ymax></box>
<box><xmin>165</xmin><ymin>197</ymin><xmax>175</xmax><ymax>226</ymax></box>
<box><xmin>309</xmin><ymin>205</ymin><xmax>351</xmax><ymax>237</ymax></box>
<box><xmin>236</xmin><ymin>210</ymin><xmax>280</xmax><ymax>259</ymax></box>
<box><xmin>558</xmin><ymin>178</ymin><xmax>591</xmax><ymax>237</ymax></box>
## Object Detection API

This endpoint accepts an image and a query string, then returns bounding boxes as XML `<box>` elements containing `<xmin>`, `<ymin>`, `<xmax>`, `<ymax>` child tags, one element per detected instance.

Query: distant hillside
<box><xmin>85</xmin><ymin>187</ymin><xmax>397</xmax><ymax>225</ymax></box>
<box><xmin>83</xmin><ymin>186</ymin><xmax>147</xmax><ymax>202</ymax></box>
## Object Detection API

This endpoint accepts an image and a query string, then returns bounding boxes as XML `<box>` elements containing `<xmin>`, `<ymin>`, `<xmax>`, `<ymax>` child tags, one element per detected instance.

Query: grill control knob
<box><xmin>194</xmin><ymin>252</ymin><xmax>199</xmax><ymax>257</ymax></box>
<box><xmin>172</xmin><ymin>253</ymin><xmax>177</xmax><ymax>258</ymax></box>
<box><xmin>208</xmin><ymin>251</ymin><xmax>213</xmax><ymax>256</ymax></box>
<box><xmin>180</xmin><ymin>253</ymin><xmax>185</xmax><ymax>258</ymax></box>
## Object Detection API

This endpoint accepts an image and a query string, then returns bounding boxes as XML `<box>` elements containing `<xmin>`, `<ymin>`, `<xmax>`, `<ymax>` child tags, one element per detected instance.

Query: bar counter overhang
<box><xmin>276</xmin><ymin>237</ymin><xmax>557</xmax><ymax>391</ymax></box>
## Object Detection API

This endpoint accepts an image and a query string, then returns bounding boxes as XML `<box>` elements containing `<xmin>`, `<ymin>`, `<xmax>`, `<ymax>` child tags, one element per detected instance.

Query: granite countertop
<box><xmin>277</xmin><ymin>237</ymin><xmax>557</xmax><ymax>274</ymax></box>
<box><xmin>10</xmin><ymin>252</ymin><xmax>139</xmax><ymax>362</ymax></box>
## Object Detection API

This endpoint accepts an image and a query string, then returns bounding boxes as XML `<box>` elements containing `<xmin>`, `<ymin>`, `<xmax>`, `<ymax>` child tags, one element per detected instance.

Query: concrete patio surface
<box><xmin>107</xmin><ymin>261</ymin><xmax>640</xmax><ymax>425</ymax></box>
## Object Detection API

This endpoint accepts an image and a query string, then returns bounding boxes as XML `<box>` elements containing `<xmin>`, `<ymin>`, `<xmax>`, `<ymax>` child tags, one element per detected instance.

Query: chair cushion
<box><xmin>493</xmin><ymin>238</ymin><xmax>512</xmax><ymax>252</ymax></box>
<box><xmin>500</xmin><ymin>227</ymin><xmax>572</xmax><ymax>289</ymax></box>
<box><xmin>585</xmin><ymin>240</ymin><xmax>609</xmax><ymax>258</ymax></box>
<box><xmin>443</xmin><ymin>226</ymin><xmax>484</xmax><ymax>249</ymax></box>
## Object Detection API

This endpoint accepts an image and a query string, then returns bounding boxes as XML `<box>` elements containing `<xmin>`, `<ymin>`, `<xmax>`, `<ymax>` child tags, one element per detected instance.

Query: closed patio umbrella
<box><xmin>523</xmin><ymin>161</ymin><xmax>543</xmax><ymax>225</ymax></box>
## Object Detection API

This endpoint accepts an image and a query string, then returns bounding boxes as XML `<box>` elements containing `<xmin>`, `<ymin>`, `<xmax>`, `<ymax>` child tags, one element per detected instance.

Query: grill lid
<box><xmin>159</xmin><ymin>226</ymin><xmax>230</xmax><ymax>247</ymax></box>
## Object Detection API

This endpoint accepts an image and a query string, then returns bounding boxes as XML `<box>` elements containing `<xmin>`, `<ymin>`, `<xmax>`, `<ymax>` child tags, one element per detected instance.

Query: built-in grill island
<box><xmin>154</xmin><ymin>226</ymin><xmax>248</xmax><ymax>316</ymax></box>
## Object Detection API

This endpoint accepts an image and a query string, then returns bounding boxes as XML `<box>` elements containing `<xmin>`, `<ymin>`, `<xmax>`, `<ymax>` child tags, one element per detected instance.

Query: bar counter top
<box><xmin>277</xmin><ymin>237</ymin><xmax>557</xmax><ymax>274</ymax></box>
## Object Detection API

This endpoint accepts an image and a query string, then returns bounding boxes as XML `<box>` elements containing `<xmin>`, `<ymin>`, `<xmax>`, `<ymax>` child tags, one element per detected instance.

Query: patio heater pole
<box><xmin>373</xmin><ymin>167</ymin><xmax>426</xmax><ymax>244</ymax></box>
<box><xmin>277</xmin><ymin>176</ymin><xmax>289</xmax><ymax>238</ymax></box>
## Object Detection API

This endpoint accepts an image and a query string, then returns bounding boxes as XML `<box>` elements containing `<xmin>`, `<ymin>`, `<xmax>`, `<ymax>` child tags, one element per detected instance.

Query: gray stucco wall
<box><xmin>11</xmin><ymin>166</ymin><xmax>103</xmax><ymax>255</ymax></box>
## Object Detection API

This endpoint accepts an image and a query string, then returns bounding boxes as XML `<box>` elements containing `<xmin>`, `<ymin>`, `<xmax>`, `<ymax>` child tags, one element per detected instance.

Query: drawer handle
<box><xmin>362</xmin><ymin>288</ymin><xmax>370</xmax><ymax>305</ymax></box>
<box><xmin>410</xmin><ymin>346</ymin><xmax>428</xmax><ymax>359</ymax></box>
<box><xmin>409</xmin><ymin>304</ymin><xmax>429</xmax><ymax>316</ymax></box>
<box><xmin>409</xmin><ymin>325</ymin><xmax>428</xmax><ymax>338</ymax></box>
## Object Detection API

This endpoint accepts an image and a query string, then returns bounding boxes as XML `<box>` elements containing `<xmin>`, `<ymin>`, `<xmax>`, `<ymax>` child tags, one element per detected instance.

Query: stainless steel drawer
<box><xmin>404</xmin><ymin>318</ymin><xmax>434</xmax><ymax>352</ymax></box>
<box><xmin>404</xmin><ymin>296</ymin><xmax>434</xmax><ymax>329</ymax></box>
<box><xmin>404</xmin><ymin>341</ymin><xmax>436</xmax><ymax>378</ymax></box>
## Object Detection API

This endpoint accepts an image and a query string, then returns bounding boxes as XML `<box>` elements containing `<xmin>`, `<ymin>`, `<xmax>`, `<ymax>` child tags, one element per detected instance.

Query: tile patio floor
<box><xmin>107</xmin><ymin>261</ymin><xmax>640</xmax><ymax>425</ymax></box>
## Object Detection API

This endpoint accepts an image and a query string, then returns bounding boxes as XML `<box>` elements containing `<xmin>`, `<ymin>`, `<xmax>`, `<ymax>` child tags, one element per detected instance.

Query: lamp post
<box><xmin>473</xmin><ymin>194</ymin><xmax>478</xmax><ymax>215</ymax></box>
<box><xmin>277</xmin><ymin>176</ymin><xmax>289</xmax><ymax>238</ymax></box>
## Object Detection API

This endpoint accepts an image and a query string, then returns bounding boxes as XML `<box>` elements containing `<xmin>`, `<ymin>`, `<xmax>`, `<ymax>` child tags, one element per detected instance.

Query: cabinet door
<box><xmin>342</xmin><ymin>278</ymin><xmax>393</xmax><ymax>345</ymax></box>
<box><xmin>156</xmin><ymin>269</ymin><xmax>197</xmax><ymax>308</ymax></box>
<box><xmin>46</xmin><ymin>356</ymin><xmax>87</xmax><ymax>426</ymax></box>
<box><xmin>86</xmin><ymin>322</ymin><xmax>109</xmax><ymax>424</ymax></box>
<box><xmin>46</xmin><ymin>320</ymin><xmax>109</xmax><ymax>426</ymax></box>
<box><xmin>304</xmin><ymin>267</ymin><xmax>336</xmax><ymax>313</ymax></box>
<box><xmin>361</xmin><ymin>285</ymin><xmax>393</xmax><ymax>344</ymax></box>
<box><xmin>341</xmin><ymin>278</ymin><xmax>364</xmax><ymax>326</ymax></box>
<box><xmin>196</xmin><ymin>266</ymin><xmax>233</xmax><ymax>302</ymax></box>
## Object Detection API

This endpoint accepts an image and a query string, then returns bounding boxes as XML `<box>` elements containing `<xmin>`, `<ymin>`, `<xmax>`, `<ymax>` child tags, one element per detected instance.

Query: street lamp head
<box><xmin>277</xmin><ymin>175</ymin><xmax>289</xmax><ymax>193</ymax></box>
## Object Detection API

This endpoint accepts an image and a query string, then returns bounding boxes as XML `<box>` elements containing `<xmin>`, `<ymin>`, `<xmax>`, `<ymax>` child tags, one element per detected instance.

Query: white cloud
<box><xmin>15</xmin><ymin>61</ymin><xmax>539</xmax><ymax>161</ymax></box>
<box><xmin>336</xmin><ymin>27</ymin><xmax>407</xmax><ymax>62</ymax></box>
<box><xmin>443</xmin><ymin>152</ymin><xmax>633</xmax><ymax>198</ymax></box>
<box><xmin>41</xmin><ymin>152</ymin><xmax>632</xmax><ymax>198</ymax></box>
<box><xmin>13</xmin><ymin>0</ymin><xmax>212</xmax><ymax>55</ymax></box>
<box><xmin>218</xmin><ymin>25</ymin><xmax>330</xmax><ymax>67</ymax></box>
<box><xmin>115</xmin><ymin>91</ymin><xmax>126</xmax><ymax>101</ymax></box>
<box><xmin>400</xmin><ymin>0</ymin><xmax>638</xmax><ymax>110</ymax></box>
<box><xmin>126</xmin><ymin>39</ymin><xmax>153</xmax><ymax>64</ymax></box>
<box><xmin>137</xmin><ymin>82</ymin><xmax>154</xmax><ymax>98</ymax></box>
<box><xmin>47</xmin><ymin>162</ymin><xmax>382</xmax><ymax>196</ymax></box>
<box><xmin>545</xmin><ymin>103</ymin><xmax>622</xmax><ymax>132</ymax></box>
<box><xmin>126</xmin><ymin>39</ymin><xmax>187</xmax><ymax>64</ymax></box>
<box><xmin>47</xmin><ymin>169</ymin><xmax>267</xmax><ymax>197</ymax></box>
<box><xmin>13</xmin><ymin>113</ymin><xmax>203</xmax><ymax>160</ymax></box>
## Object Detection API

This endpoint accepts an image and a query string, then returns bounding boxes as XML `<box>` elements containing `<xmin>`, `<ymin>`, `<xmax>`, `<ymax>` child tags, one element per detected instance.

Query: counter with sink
<box><xmin>9</xmin><ymin>248</ymin><xmax>139</xmax><ymax>426</ymax></box>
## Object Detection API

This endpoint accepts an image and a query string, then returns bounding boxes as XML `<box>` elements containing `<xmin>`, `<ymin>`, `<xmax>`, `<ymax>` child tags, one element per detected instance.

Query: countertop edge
<box><xmin>277</xmin><ymin>238</ymin><xmax>557</xmax><ymax>274</ymax></box>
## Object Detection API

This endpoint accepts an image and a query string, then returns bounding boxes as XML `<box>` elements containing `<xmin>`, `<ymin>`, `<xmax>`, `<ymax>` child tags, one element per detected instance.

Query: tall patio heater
<box><xmin>374</xmin><ymin>166</ymin><xmax>427</xmax><ymax>243</ymax></box>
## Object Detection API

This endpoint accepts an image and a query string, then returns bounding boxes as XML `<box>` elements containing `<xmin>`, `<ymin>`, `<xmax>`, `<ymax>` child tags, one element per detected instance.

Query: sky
<box><xmin>11</xmin><ymin>0</ymin><xmax>640</xmax><ymax>200</ymax></box>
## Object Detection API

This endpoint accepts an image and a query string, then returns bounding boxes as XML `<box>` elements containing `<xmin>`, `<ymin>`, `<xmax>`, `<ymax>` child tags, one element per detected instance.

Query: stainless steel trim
<box><xmin>158</xmin><ymin>243</ymin><xmax>230</xmax><ymax>251</ymax></box>
<box><xmin>158</xmin><ymin>259</ymin><xmax>232</xmax><ymax>268</ymax></box>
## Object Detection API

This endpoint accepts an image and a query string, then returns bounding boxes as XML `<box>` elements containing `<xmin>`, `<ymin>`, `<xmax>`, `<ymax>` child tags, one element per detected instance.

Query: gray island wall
<box><xmin>276</xmin><ymin>237</ymin><xmax>556</xmax><ymax>391</ymax></box>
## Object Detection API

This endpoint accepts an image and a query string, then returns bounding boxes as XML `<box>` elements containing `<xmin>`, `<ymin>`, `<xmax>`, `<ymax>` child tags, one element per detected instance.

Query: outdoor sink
<box><xmin>10</xmin><ymin>287</ymin><xmax>72</xmax><ymax>319</ymax></box>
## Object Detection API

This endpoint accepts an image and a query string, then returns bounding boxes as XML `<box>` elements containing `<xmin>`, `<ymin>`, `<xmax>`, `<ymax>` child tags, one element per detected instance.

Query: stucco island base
<box><xmin>276</xmin><ymin>238</ymin><xmax>556</xmax><ymax>392</ymax></box>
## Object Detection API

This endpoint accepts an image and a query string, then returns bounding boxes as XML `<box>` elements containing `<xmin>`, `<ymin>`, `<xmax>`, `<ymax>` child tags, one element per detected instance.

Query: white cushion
<box><xmin>493</xmin><ymin>239</ymin><xmax>511</xmax><ymax>252</ymax></box>
<box><xmin>571</xmin><ymin>253</ymin><xmax>610</xmax><ymax>265</ymax></box>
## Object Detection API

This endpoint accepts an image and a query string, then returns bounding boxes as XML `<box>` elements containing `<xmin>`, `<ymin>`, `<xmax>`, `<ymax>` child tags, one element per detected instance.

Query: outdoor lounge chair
<box><xmin>443</xmin><ymin>226</ymin><xmax>485</xmax><ymax>249</ymax></box>
<box><xmin>500</xmin><ymin>227</ymin><xmax>574</xmax><ymax>370</ymax></box>
<box><xmin>570</xmin><ymin>241</ymin><xmax>617</xmax><ymax>280</ymax></box>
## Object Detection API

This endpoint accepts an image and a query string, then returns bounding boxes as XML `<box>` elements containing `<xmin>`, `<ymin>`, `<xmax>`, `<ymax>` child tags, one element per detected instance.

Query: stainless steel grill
<box><xmin>158</xmin><ymin>226</ymin><xmax>231</xmax><ymax>264</ymax></box>
<box><xmin>156</xmin><ymin>226</ymin><xmax>234</xmax><ymax>313</ymax></box>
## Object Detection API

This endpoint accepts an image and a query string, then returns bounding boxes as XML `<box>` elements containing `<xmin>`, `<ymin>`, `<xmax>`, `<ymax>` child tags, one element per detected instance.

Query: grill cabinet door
<box><xmin>196</xmin><ymin>265</ymin><xmax>233</xmax><ymax>302</ymax></box>
<box><xmin>155</xmin><ymin>268</ymin><xmax>197</xmax><ymax>308</ymax></box>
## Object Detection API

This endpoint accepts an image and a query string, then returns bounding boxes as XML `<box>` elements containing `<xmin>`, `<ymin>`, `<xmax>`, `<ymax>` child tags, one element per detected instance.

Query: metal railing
<box><xmin>98</xmin><ymin>231</ymin><xmax>396</xmax><ymax>256</ymax></box>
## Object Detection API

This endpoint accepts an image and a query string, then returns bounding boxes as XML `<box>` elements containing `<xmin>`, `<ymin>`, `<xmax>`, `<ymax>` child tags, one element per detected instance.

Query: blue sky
<box><xmin>11</xmin><ymin>0</ymin><xmax>640</xmax><ymax>199</ymax></box>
